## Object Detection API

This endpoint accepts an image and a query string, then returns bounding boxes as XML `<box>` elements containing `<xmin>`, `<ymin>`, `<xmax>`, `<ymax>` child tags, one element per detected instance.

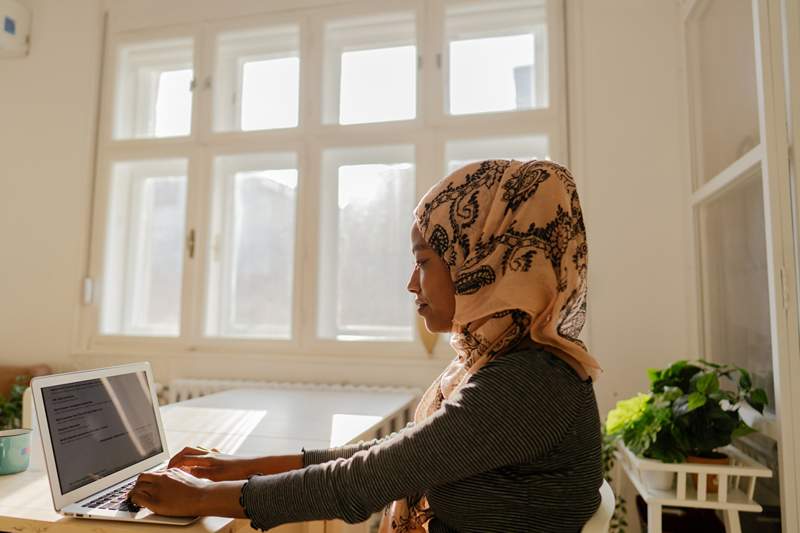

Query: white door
<box><xmin>683</xmin><ymin>0</ymin><xmax>798</xmax><ymax>531</ymax></box>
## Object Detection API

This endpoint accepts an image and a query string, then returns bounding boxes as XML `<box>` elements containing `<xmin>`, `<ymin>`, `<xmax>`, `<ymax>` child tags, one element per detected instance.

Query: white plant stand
<box><xmin>617</xmin><ymin>442</ymin><xmax>772</xmax><ymax>533</ymax></box>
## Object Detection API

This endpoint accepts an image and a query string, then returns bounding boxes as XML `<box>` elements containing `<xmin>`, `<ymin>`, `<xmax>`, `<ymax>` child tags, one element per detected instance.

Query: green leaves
<box><xmin>0</xmin><ymin>375</ymin><xmax>27</xmax><ymax>430</ymax></box>
<box><xmin>747</xmin><ymin>389</ymin><xmax>768</xmax><ymax>414</ymax></box>
<box><xmin>605</xmin><ymin>393</ymin><xmax>650</xmax><ymax>436</ymax></box>
<box><xmin>687</xmin><ymin>392</ymin><xmax>708</xmax><ymax>412</ymax></box>
<box><xmin>611</xmin><ymin>359</ymin><xmax>770</xmax><ymax>462</ymax></box>
<box><xmin>738</xmin><ymin>368</ymin><xmax>752</xmax><ymax>390</ymax></box>
<box><xmin>692</xmin><ymin>371</ymin><xmax>719</xmax><ymax>395</ymax></box>
<box><xmin>671</xmin><ymin>391</ymin><xmax>707</xmax><ymax>418</ymax></box>
<box><xmin>648</xmin><ymin>360</ymin><xmax>702</xmax><ymax>394</ymax></box>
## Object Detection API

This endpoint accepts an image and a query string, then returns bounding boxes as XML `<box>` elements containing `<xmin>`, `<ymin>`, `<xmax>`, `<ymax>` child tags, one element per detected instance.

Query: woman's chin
<box><xmin>422</xmin><ymin>318</ymin><xmax>451</xmax><ymax>334</ymax></box>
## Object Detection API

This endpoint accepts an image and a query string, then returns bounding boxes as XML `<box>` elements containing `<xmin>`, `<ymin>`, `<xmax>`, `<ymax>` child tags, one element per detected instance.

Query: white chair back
<box><xmin>581</xmin><ymin>479</ymin><xmax>615</xmax><ymax>533</ymax></box>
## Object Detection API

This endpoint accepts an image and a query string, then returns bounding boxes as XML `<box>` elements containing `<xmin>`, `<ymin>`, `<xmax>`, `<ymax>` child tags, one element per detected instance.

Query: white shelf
<box><xmin>617</xmin><ymin>442</ymin><xmax>772</xmax><ymax>513</ymax></box>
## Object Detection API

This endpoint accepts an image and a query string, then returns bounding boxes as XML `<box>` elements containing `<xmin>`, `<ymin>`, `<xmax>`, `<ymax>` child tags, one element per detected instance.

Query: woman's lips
<box><xmin>415</xmin><ymin>302</ymin><xmax>428</xmax><ymax>314</ymax></box>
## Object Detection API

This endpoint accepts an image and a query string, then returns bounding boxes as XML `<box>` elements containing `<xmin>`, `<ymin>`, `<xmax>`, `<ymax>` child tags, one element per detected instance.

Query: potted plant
<box><xmin>0</xmin><ymin>376</ymin><xmax>27</xmax><ymax>430</ymax></box>
<box><xmin>0</xmin><ymin>376</ymin><xmax>32</xmax><ymax>476</ymax></box>
<box><xmin>648</xmin><ymin>360</ymin><xmax>767</xmax><ymax>491</ymax></box>
<box><xmin>605</xmin><ymin>360</ymin><xmax>768</xmax><ymax>492</ymax></box>
<box><xmin>606</xmin><ymin>391</ymin><xmax>681</xmax><ymax>490</ymax></box>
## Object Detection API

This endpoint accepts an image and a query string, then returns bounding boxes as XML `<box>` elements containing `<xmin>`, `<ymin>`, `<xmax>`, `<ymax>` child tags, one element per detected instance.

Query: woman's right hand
<box><xmin>168</xmin><ymin>446</ymin><xmax>303</xmax><ymax>481</ymax></box>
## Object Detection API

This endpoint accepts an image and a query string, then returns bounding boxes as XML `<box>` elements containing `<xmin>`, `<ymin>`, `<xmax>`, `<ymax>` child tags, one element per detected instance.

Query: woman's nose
<box><xmin>407</xmin><ymin>266</ymin><xmax>420</xmax><ymax>294</ymax></box>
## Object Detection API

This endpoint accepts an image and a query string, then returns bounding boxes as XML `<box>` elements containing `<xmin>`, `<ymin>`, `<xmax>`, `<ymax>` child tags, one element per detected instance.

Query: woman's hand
<box><xmin>168</xmin><ymin>447</ymin><xmax>254</xmax><ymax>481</ymax></box>
<box><xmin>168</xmin><ymin>446</ymin><xmax>304</xmax><ymax>481</ymax></box>
<box><xmin>129</xmin><ymin>468</ymin><xmax>246</xmax><ymax>518</ymax></box>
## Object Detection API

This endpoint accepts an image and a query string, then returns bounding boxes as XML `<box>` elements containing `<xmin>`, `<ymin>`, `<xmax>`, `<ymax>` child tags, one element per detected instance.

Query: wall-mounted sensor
<box><xmin>0</xmin><ymin>0</ymin><xmax>30</xmax><ymax>58</ymax></box>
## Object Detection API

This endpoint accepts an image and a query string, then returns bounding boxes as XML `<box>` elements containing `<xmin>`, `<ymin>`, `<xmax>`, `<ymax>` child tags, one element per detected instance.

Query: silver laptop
<box><xmin>31</xmin><ymin>362</ymin><xmax>197</xmax><ymax>525</ymax></box>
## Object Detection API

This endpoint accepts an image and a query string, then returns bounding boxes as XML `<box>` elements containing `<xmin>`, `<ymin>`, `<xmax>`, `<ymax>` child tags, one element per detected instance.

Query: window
<box><xmin>323</xmin><ymin>12</ymin><xmax>417</xmax><ymax>125</ymax></box>
<box><xmin>688</xmin><ymin>0</ymin><xmax>759</xmax><ymax>184</ymax></box>
<box><xmin>205</xmin><ymin>152</ymin><xmax>298</xmax><ymax>339</ymax></box>
<box><xmin>445</xmin><ymin>0</ymin><xmax>548</xmax><ymax>115</ymax></box>
<box><xmin>318</xmin><ymin>146</ymin><xmax>415</xmax><ymax>340</ymax></box>
<box><xmin>213</xmin><ymin>25</ymin><xmax>300</xmax><ymax>132</ymax></box>
<box><xmin>87</xmin><ymin>0</ymin><xmax>566</xmax><ymax>357</ymax></box>
<box><xmin>698</xmin><ymin>173</ymin><xmax>773</xmax><ymax>406</ymax></box>
<box><xmin>113</xmin><ymin>37</ymin><xmax>194</xmax><ymax>139</ymax></box>
<box><xmin>682</xmin><ymin>0</ymin><xmax>796</xmax><ymax>518</ymax></box>
<box><xmin>686</xmin><ymin>0</ymin><xmax>773</xmax><ymax>409</ymax></box>
<box><xmin>101</xmin><ymin>159</ymin><xmax>188</xmax><ymax>336</ymax></box>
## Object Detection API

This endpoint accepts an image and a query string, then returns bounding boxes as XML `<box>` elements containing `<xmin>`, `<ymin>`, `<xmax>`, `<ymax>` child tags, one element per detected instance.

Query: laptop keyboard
<box><xmin>84</xmin><ymin>479</ymin><xmax>140</xmax><ymax>512</ymax></box>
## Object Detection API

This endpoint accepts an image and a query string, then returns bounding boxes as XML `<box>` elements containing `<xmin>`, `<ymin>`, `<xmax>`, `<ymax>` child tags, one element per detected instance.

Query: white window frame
<box><xmin>80</xmin><ymin>0</ymin><xmax>568</xmax><ymax>361</ymax></box>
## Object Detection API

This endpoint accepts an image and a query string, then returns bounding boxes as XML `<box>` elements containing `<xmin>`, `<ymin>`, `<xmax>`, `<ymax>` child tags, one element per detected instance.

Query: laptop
<box><xmin>31</xmin><ymin>362</ymin><xmax>197</xmax><ymax>525</ymax></box>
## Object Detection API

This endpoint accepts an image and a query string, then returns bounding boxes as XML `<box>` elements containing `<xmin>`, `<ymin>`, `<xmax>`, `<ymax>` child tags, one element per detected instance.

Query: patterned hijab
<box><xmin>379</xmin><ymin>159</ymin><xmax>601</xmax><ymax>533</ymax></box>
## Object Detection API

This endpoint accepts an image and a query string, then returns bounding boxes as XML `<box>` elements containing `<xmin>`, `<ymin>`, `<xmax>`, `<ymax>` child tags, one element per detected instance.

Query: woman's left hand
<box><xmin>129</xmin><ymin>468</ymin><xmax>213</xmax><ymax>516</ymax></box>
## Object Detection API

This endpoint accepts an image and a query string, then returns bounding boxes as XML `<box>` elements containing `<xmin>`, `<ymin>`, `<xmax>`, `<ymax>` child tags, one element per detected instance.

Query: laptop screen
<box><xmin>41</xmin><ymin>371</ymin><xmax>164</xmax><ymax>494</ymax></box>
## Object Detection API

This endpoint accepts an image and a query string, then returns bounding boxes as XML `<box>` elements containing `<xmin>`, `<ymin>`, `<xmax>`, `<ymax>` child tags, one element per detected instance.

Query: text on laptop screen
<box><xmin>41</xmin><ymin>372</ymin><xmax>163</xmax><ymax>494</ymax></box>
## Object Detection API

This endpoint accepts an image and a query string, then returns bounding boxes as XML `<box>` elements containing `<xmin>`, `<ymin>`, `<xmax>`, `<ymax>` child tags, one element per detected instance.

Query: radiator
<box><xmin>165</xmin><ymin>378</ymin><xmax>420</xmax><ymax>441</ymax></box>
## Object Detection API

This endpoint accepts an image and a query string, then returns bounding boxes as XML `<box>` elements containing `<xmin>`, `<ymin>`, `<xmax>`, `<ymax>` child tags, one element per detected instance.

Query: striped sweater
<box><xmin>241</xmin><ymin>347</ymin><xmax>603</xmax><ymax>532</ymax></box>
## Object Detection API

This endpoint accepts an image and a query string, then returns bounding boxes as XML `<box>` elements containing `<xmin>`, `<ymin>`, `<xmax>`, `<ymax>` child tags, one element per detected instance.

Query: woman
<box><xmin>130</xmin><ymin>159</ymin><xmax>603</xmax><ymax>532</ymax></box>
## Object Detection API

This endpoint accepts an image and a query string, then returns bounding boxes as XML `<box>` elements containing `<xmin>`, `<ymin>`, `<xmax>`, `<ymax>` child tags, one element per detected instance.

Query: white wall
<box><xmin>566</xmin><ymin>4</ymin><xmax>692</xmax><ymax>530</ymax></box>
<box><xmin>0</xmin><ymin>0</ymin><xmax>695</xmax><ymax>419</ymax></box>
<box><xmin>567</xmin><ymin>0</ymin><xmax>696</xmax><ymax>417</ymax></box>
<box><xmin>0</xmin><ymin>0</ymin><xmax>102</xmax><ymax>369</ymax></box>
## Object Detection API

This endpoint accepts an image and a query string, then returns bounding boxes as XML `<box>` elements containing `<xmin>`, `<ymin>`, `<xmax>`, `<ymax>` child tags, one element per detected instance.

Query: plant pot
<box><xmin>687</xmin><ymin>452</ymin><xmax>730</xmax><ymax>493</ymax></box>
<box><xmin>641</xmin><ymin>469</ymin><xmax>675</xmax><ymax>491</ymax></box>
<box><xmin>0</xmin><ymin>428</ymin><xmax>31</xmax><ymax>475</ymax></box>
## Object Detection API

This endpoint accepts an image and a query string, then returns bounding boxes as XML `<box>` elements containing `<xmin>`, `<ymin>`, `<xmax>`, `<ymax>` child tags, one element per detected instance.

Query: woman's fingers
<box><xmin>128</xmin><ymin>466</ymin><xmax>213</xmax><ymax>516</ymax></box>
<box><xmin>180</xmin><ymin>465</ymin><xmax>217</xmax><ymax>479</ymax></box>
<box><xmin>136</xmin><ymin>472</ymin><xmax>160</xmax><ymax>484</ymax></box>
<box><xmin>167</xmin><ymin>446</ymin><xmax>209</xmax><ymax>468</ymax></box>
<box><xmin>169</xmin><ymin>453</ymin><xmax>217</xmax><ymax>471</ymax></box>
<box><xmin>129</xmin><ymin>485</ymin><xmax>157</xmax><ymax>509</ymax></box>
<box><xmin>172</xmin><ymin>454</ymin><xmax>215</xmax><ymax>468</ymax></box>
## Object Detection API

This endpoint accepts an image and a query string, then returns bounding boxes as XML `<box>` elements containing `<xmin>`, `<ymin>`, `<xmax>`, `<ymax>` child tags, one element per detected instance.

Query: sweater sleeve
<box><xmin>241</xmin><ymin>350</ymin><xmax>584</xmax><ymax>530</ymax></box>
<box><xmin>302</xmin><ymin>422</ymin><xmax>416</xmax><ymax>466</ymax></box>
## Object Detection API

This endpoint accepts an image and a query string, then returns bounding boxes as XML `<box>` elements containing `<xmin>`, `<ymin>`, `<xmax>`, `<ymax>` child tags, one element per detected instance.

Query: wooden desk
<box><xmin>0</xmin><ymin>386</ymin><xmax>418</xmax><ymax>533</ymax></box>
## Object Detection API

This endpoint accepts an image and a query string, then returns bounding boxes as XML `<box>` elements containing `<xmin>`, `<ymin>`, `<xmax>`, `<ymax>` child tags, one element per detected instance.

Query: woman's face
<box><xmin>407</xmin><ymin>223</ymin><xmax>456</xmax><ymax>333</ymax></box>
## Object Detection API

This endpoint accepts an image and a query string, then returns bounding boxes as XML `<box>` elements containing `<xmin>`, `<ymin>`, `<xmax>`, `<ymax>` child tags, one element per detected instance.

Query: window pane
<box><xmin>446</xmin><ymin>0</ymin><xmax>547</xmax><ymax>115</ymax></box>
<box><xmin>319</xmin><ymin>146</ymin><xmax>415</xmax><ymax>340</ymax></box>
<box><xmin>102</xmin><ymin>159</ymin><xmax>188</xmax><ymax>336</ymax></box>
<box><xmin>324</xmin><ymin>12</ymin><xmax>416</xmax><ymax>125</ymax></box>
<box><xmin>445</xmin><ymin>135</ymin><xmax>549</xmax><ymax>174</ymax></box>
<box><xmin>114</xmin><ymin>38</ymin><xmax>193</xmax><ymax>139</ymax></box>
<box><xmin>206</xmin><ymin>153</ymin><xmax>297</xmax><ymax>339</ymax></box>
<box><xmin>687</xmin><ymin>0</ymin><xmax>759</xmax><ymax>185</ymax></box>
<box><xmin>241</xmin><ymin>58</ymin><xmax>299</xmax><ymax>130</ymax></box>
<box><xmin>339</xmin><ymin>46</ymin><xmax>416</xmax><ymax>124</ymax></box>
<box><xmin>155</xmin><ymin>69</ymin><xmax>193</xmax><ymax>137</ymax></box>
<box><xmin>214</xmin><ymin>25</ymin><xmax>300</xmax><ymax>132</ymax></box>
<box><xmin>700</xmin><ymin>173</ymin><xmax>774</xmax><ymax>410</ymax></box>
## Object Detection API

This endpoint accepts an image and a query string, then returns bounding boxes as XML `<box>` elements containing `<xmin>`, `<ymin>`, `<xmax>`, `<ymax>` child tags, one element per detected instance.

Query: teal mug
<box><xmin>0</xmin><ymin>428</ymin><xmax>31</xmax><ymax>475</ymax></box>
